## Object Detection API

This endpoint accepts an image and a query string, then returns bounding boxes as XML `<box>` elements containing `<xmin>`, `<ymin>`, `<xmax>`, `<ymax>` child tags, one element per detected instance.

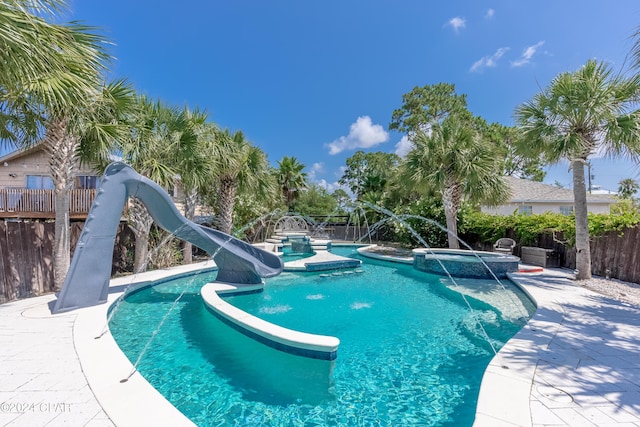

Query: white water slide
<box><xmin>53</xmin><ymin>162</ymin><xmax>283</xmax><ymax>314</ymax></box>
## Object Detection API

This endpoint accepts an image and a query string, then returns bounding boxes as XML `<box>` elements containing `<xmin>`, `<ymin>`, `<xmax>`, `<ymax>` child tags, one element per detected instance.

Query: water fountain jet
<box><xmin>355</xmin><ymin>202</ymin><xmax>530</xmax><ymax>349</ymax></box>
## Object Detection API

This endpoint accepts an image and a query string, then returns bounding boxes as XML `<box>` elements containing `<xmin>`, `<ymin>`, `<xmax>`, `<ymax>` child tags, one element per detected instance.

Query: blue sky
<box><xmin>65</xmin><ymin>1</ymin><xmax>640</xmax><ymax>193</ymax></box>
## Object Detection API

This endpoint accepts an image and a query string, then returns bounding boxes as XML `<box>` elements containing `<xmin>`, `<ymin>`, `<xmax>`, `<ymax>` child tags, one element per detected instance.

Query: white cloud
<box><xmin>511</xmin><ymin>41</ymin><xmax>545</xmax><ymax>67</ymax></box>
<box><xmin>309</xmin><ymin>164</ymin><xmax>345</xmax><ymax>193</ymax></box>
<box><xmin>326</xmin><ymin>116</ymin><xmax>389</xmax><ymax>155</ymax></box>
<box><xmin>447</xmin><ymin>16</ymin><xmax>466</xmax><ymax>32</ymax></box>
<box><xmin>470</xmin><ymin>47</ymin><xmax>510</xmax><ymax>72</ymax></box>
<box><xmin>394</xmin><ymin>135</ymin><xmax>413</xmax><ymax>158</ymax></box>
<box><xmin>485</xmin><ymin>8</ymin><xmax>495</xmax><ymax>18</ymax></box>
<box><xmin>316</xmin><ymin>179</ymin><xmax>341</xmax><ymax>193</ymax></box>
<box><xmin>308</xmin><ymin>162</ymin><xmax>324</xmax><ymax>180</ymax></box>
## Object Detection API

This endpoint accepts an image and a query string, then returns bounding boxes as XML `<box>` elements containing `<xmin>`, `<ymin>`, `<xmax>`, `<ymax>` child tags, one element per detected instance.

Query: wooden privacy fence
<box><xmin>0</xmin><ymin>220</ymin><xmax>54</xmax><ymax>302</ymax></box>
<box><xmin>503</xmin><ymin>226</ymin><xmax>640</xmax><ymax>284</ymax></box>
<box><xmin>589</xmin><ymin>226</ymin><xmax>640</xmax><ymax>284</ymax></box>
<box><xmin>0</xmin><ymin>221</ymin><xmax>133</xmax><ymax>304</ymax></box>
<box><xmin>2</xmin><ymin>220</ymin><xmax>640</xmax><ymax>304</ymax></box>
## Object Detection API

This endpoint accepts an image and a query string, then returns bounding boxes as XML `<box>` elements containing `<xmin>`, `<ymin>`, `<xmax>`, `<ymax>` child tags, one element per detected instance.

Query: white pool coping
<box><xmin>0</xmin><ymin>262</ymin><xmax>218</xmax><ymax>426</ymax></box>
<box><xmin>283</xmin><ymin>249</ymin><xmax>362</xmax><ymax>271</ymax></box>
<box><xmin>201</xmin><ymin>283</ymin><xmax>340</xmax><ymax>358</ymax></box>
<box><xmin>74</xmin><ymin>262</ymin><xmax>219</xmax><ymax>427</ymax></box>
<box><xmin>2</xmin><ymin>257</ymin><xmax>640</xmax><ymax>426</ymax></box>
<box><xmin>356</xmin><ymin>244</ymin><xmax>414</xmax><ymax>264</ymax></box>
<box><xmin>474</xmin><ymin>270</ymin><xmax>640</xmax><ymax>426</ymax></box>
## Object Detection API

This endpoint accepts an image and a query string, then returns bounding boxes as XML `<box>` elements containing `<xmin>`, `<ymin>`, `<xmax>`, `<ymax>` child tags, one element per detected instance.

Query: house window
<box><xmin>560</xmin><ymin>205</ymin><xmax>574</xmax><ymax>216</ymax></box>
<box><xmin>518</xmin><ymin>205</ymin><xmax>532</xmax><ymax>216</ymax></box>
<box><xmin>75</xmin><ymin>175</ymin><xmax>98</xmax><ymax>189</ymax></box>
<box><xmin>26</xmin><ymin>175</ymin><xmax>54</xmax><ymax>189</ymax></box>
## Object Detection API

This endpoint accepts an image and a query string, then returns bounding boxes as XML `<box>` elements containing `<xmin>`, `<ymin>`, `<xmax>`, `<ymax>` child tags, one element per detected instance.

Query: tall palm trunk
<box><xmin>218</xmin><ymin>176</ymin><xmax>237</xmax><ymax>235</ymax></box>
<box><xmin>182</xmin><ymin>188</ymin><xmax>198</xmax><ymax>263</ymax></box>
<box><xmin>44</xmin><ymin>117</ymin><xmax>76</xmax><ymax>291</ymax></box>
<box><xmin>284</xmin><ymin>187</ymin><xmax>296</xmax><ymax>211</ymax></box>
<box><xmin>442</xmin><ymin>179</ymin><xmax>463</xmax><ymax>249</ymax></box>
<box><xmin>128</xmin><ymin>198</ymin><xmax>154</xmax><ymax>273</ymax></box>
<box><xmin>572</xmin><ymin>158</ymin><xmax>592</xmax><ymax>280</ymax></box>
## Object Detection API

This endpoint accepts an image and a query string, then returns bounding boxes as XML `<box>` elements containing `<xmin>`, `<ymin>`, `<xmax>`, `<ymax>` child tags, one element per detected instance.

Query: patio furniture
<box><xmin>494</xmin><ymin>237</ymin><xmax>516</xmax><ymax>255</ymax></box>
<box><xmin>520</xmin><ymin>246</ymin><xmax>560</xmax><ymax>268</ymax></box>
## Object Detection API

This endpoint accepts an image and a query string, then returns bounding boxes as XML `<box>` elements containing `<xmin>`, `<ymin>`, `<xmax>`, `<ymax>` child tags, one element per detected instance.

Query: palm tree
<box><xmin>117</xmin><ymin>98</ymin><xmax>218</xmax><ymax>271</ymax></box>
<box><xmin>169</xmin><ymin>109</ymin><xmax>216</xmax><ymax>263</ymax></box>
<box><xmin>0</xmin><ymin>0</ymin><xmax>110</xmax><ymax>144</ymax></box>
<box><xmin>46</xmin><ymin>80</ymin><xmax>135</xmax><ymax>287</ymax></box>
<box><xmin>618</xmin><ymin>178</ymin><xmax>640</xmax><ymax>200</ymax></box>
<box><xmin>402</xmin><ymin>115</ymin><xmax>509</xmax><ymax>249</ymax></box>
<box><xmin>275</xmin><ymin>156</ymin><xmax>308</xmax><ymax>210</ymax></box>
<box><xmin>0</xmin><ymin>1</ymin><xmax>134</xmax><ymax>289</ymax></box>
<box><xmin>214</xmin><ymin>130</ymin><xmax>275</xmax><ymax>234</ymax></box>
<box><xmin>117</xmin><ymin>97</ymin><xmax>185</xmax><ymax>272</ymax></box>
<box><xmin>515</xmin><ymin>59</ymin><xmax>640</xmax><ymax>280</ymax></box>
<box><xmin>630</xmin><ymin>26</ymin><xmax>640</xmax><ymax>71</ymax></box>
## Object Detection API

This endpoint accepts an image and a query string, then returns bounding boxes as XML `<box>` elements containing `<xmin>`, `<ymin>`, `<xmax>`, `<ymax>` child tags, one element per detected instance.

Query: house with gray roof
<box><xmin>481</xmin><ymin>176</ymin><xmax>617</xmax><ymax>216</ymax></box>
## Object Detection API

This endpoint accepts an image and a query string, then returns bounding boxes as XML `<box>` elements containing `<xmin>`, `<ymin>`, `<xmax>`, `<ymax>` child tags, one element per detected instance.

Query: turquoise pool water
<box><xmin>109</xmin><ymin>246</ymin><xmax>535</xmax><ymax>426</ymax></box>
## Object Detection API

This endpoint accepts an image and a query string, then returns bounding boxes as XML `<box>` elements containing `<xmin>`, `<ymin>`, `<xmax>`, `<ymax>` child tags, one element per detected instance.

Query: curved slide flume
<box><xmin>53</xmin><ymin>162</ymin><xmax>283</xmax><ymax>313</ymax></box>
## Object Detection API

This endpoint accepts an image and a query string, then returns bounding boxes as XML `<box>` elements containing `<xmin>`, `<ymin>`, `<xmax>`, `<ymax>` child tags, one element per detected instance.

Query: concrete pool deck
<box><xmin>476</xmin><ymin>269</ymin><xmax>640</xmax><ymax>426</ymax></box>
<box><xmin>1</xmin><ymin>262</ymin><xmax>639</xmax><ymax>426</ymax></box>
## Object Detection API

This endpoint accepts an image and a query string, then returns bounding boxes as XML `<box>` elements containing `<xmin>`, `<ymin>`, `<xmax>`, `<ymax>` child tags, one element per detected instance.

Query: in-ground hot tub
<box><xmin>413</xmin><ymin>248</ymin><xmax>520</xmax><ymax>279</ymax></box>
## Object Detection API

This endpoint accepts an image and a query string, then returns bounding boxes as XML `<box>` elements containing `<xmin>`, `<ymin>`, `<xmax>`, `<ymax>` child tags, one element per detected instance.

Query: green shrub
<box><xmin>459</xmin><ymin>210</ymin><xmax>640</xmax><ymax>247</ymax></box>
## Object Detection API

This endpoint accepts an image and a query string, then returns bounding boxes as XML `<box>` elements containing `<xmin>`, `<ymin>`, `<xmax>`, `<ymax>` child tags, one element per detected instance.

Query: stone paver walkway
<box><xmin>476</xmin><ymin>270</ymin><xmax>640</xmax><ymax>426</ymax></box>
<box><xmin>0</xmin><ymin>295</ymin><xmax>113</xmax><ymax>426</ymax></box>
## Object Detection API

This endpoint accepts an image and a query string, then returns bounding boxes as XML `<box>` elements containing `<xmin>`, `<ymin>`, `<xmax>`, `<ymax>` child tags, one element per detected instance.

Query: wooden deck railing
<box><xmin>0</xmin><ymin>188</ymin><xmax>96</xmax><ymax>218</ymax></box>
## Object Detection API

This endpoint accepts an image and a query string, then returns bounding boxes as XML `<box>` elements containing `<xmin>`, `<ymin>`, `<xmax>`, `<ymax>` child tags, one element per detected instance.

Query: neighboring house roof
<box><xmin>504</xmin><ymin>176</ymin><xmax>617</xmax><ymax>205</ymax></box>
<box><xmin>1</xmin><ymin>144</ymin><xmax>124</xmax><ymax>164</ymax></box>
<box><xmin>589</xmin><ymin>184</ymin><xmax>617</xmax><ymax>195</ymax></box>
<box><xmin>0</xmin><ymin>143</ymin><xmax>109</xmax><ymax>172</ymax></box>
<box><xmin>0</xmin><ymin>144</ymin><xmax>44</xmax><ymax>164</ymax></box>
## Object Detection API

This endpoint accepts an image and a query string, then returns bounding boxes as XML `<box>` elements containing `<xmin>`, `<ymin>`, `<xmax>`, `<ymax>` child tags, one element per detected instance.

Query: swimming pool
<box><xmin>109</xmin><ymin>246</ymin><xmax>535</xmax><ymax>426</ymax></box>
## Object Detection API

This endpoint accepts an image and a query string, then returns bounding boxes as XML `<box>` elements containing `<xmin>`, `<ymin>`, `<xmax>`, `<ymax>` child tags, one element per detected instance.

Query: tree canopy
<box><xmin>389</xmin><ymin>83</ymin><xmax>468</xmax><ymax>135</ymax></box>
<box><xmin>274</xmin><ymin>156</ymin><xmax>308</xmax><ymax>211</ymax></box>
<box><xmin>338</xmin><ymin>151</ymin><xmax>400</xmax><ymax>200</ymax></box>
